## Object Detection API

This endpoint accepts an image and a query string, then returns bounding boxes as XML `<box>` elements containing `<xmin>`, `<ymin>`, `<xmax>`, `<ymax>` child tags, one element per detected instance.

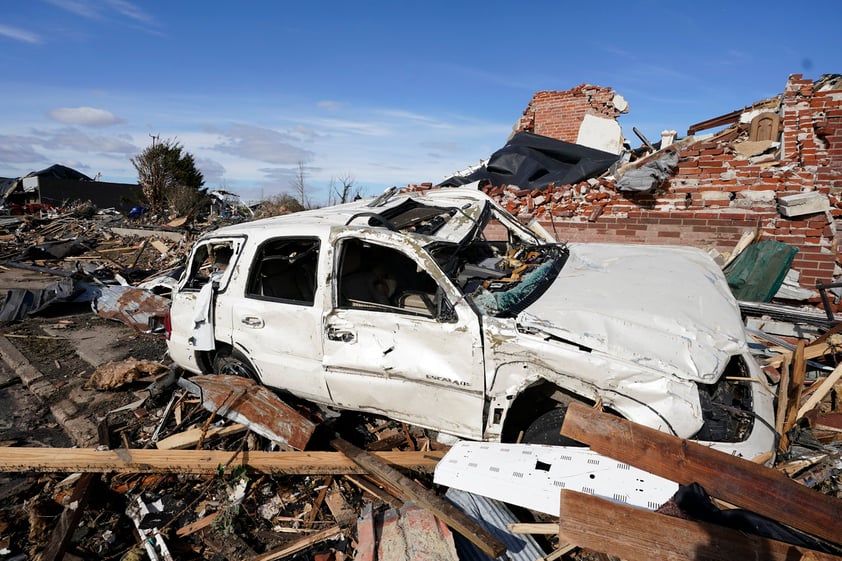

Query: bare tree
<box><xmin>328</xmin><ymin>173</ymin><xmax>362</xmax><ymax>205</ymax></box>
<box><xmin>292</xmin><ymin>161</ymin><xmax>307</xmax><ymax>207</ymax></box>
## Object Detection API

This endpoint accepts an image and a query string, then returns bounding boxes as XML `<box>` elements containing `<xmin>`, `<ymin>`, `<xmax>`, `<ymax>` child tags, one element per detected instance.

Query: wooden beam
<box><xmin>775</xmin><ymin>354</ymin><xmax>792</xmax><ymax>444</ymax></box>
<box><xmin>155</xmin><ymin>423</ymin><xmax>247</xmax><ymax>450</ymax></box>
<box><xmin>558</xmin><ymin>489</ymin><xmax>842</xmax><ymax>561</ymax></box>
<box><xmin>508</xmin><ymin>522</ymin><xmax>559</xmax><ymax>534</ymax></box>
<box><xmin>252</xmin><ymin>525</ymin><xmax>343</xmax><ymax>561</ymax></box>
<box><xmin>798</xmin><ymin>363</ymin><xmax>842</xmax><ymax>420</ymax></box>
<box><xmin>763</xmin><ymin>335</ymin><xmax>842</xmax><ymax>368</ymax></box>
<box><xmin>331</xmin><ymin>437</ymin><xmax>507</xmax><ymax>559</ymax></box>
<box><xmin>0</xmin><ymin>447</ymin><xmax>443</xmax><ymax>474</ymax></box>
<box><xmin>38</xmin><ymin>473</ymin><xmax>98</xmax><ymax>561</ymax></box>
<box><xmin>687</xmin><ymin>108</ymin><xmax>742</xmax><ymax>135</ymax></box>
<box><xmin>780</xmin><ymin>340</ymin><xmax>807</xmax><ymax>452</ymax></box>
<box><xmin>560</xmin><ymin>402</ymin><xmax>842</xmax><ymax>545</ymax></box>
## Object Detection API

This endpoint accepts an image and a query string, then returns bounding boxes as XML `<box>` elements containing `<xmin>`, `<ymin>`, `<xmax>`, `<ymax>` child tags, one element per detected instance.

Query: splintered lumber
<box><xmin>176</xmin><ymin>511</ymin><xmax>219</xmax><ymax>537</ymax></box>
<box><xmin>331</xmin><ymin>437</ymin><xmax>507</xmax><ymax>559</ymax></box>
<box><xmin>508</xmin><ymin>523</ymin><xmax>560</xmax><ymax>534</ymax></box>
<box><xmin>764</xmin><ymin>335</ymin><xmax>842</xmax><ymax>368</ymax></box>
<box><xmin>560</xmin><ymin>402</ymin><xmax>842</xmax><ymax>545</ymax></box>
<box><xmin>558</xmin><ymin>489</ymin><xmax>842</xmax><ymax>561</ymax></box>
<box><xmin>155</xmin><ymin>423</ymin><xmax>248</xmax><ymax>450</ymax></box>
<box><xmin>0</xmin><ymin>447</ymin><xmax>443</xmax><ymax>474</ymax></box>
<box><xmin>780</xmin><ymin>340</ymin><xmax>807</xmax><ymax>452</ymax></box>
<box><xmin>798</xmin><ymin>363</ymin><xmax>842</xmax><ymax>420</ymax></box>
<box><xmin>38</xmin><ymin>473</ymin><xmax>98</xmax><ymax>561</ymax></box>
<box><xmin>252</xmin><ymin>525</ymin><xmax>343</xmax><ymax>561</ymax></box>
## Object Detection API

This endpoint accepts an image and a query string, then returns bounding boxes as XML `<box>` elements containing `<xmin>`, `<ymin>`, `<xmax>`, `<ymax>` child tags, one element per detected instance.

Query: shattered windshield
<box><xmin>428</xmin><ymin>203</ymin><xmax>569</xmax><ymax>317</ymax></box>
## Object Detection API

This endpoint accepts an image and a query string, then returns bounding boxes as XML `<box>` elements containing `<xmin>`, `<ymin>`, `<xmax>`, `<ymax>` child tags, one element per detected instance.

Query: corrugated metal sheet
<box><xmin>179</xmin><ymin>374</ymin><xmax>315</xmax><ymax>450</ymax></box>
<box><xmin>445</xmin><ymin>488</ymin><xmax>546</xmax><ymax>561</ymax></box>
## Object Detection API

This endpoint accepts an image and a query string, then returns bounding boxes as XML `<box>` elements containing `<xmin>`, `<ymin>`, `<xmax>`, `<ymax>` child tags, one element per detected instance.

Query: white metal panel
<box><xmin>434</xmin><ymin>442</ymin><xmax>678</xmax><ymax>516</ymax></box>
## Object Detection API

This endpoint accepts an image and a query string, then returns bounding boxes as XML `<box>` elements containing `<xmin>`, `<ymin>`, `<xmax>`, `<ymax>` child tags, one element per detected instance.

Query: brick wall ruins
<box><xmin>485</xmin><ymin>74</ymin><xmax>842</xmax><ymax>296</ymax></box>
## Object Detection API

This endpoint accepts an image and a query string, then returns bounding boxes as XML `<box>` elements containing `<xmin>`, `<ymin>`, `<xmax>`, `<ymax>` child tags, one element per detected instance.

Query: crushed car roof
<box><xmin>197</xmin><ymin>186</ymin><xmax>493</xmax><ymax>243</ymax></box>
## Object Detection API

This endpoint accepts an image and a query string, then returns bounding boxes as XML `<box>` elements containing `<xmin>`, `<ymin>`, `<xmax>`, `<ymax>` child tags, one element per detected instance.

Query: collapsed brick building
<box><xmin>480</xmin><ymin>74</ymin><xmax>842</xmax><ymax>301</ymax></box>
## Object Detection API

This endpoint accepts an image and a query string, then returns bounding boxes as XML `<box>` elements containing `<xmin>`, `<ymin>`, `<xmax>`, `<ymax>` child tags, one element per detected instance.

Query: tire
<box><xmin>521</xmin><ymin>406</ymin><xmax>584</xmax><ymax>446</ymax></box>
<box><xmin>212</xmin><ymin>348</ymin><xmax>259</xmax><ymax>381</ymax></box>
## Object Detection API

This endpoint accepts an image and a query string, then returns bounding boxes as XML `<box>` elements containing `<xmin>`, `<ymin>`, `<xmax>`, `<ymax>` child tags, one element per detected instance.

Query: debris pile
<box><xmin>2</xmin><ymin>72</ymin><xmax>842</xmax><ymax>560</ymax></box>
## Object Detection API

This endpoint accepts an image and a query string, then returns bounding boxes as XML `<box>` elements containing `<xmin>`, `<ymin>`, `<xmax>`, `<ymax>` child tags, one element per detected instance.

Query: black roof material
<box><xmin>440</xmin><ymin>131</ymin><xmax>620</xmax><ymax>191</ymax></box>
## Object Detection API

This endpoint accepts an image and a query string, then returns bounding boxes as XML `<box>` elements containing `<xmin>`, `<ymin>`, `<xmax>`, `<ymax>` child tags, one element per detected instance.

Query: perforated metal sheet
<box><xmin>434</xmin><ymin>442</ymin><xmax>678</xmax><ymax>516</ymax></box>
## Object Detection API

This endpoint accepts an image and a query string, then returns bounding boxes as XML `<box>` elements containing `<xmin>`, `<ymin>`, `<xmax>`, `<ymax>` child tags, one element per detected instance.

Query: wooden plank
<box><xmin>798</xmin><ymin>363</ymin><xmax>842</xmax><ymax>419</ymax></box>
<box><xmin>558</xmin><ymin>489</ymin><xmax>842</xmax><ymax>561</ymax></box>
<box><xmin>774</xmin><ymin>354</ymin><xmax>792</xmax><ymax>447</ymax></box>
<box><xmin>344</xmin><ymin>475</ymin><xmax>403</xmax><ymax>509</ymax></box>
<box><xmin>252</xmin><ymin>525</ymin><xmax>343</xmax><ymax>561</ymax></box>
<box><xmin>764</xmin><ymin>335</ymin><xmax>842</xmax><ymax>368</ymax></box>
<box><xmin>155</xmin><ymin>423</ymin><xmax>247</xmax><ymax>450</ymax></box>
<box><xmin>0</xmin><ymin>447</ymin><xmax>443</xmax><ymax>474</ymax></box>
<box><xmin>176</xmin><ymin>511</ymin><xmax>219</xmax><ymax>537</ymax></box>
<box><xmin>38</xmin><ymin>473</ymin><xmax>98</xmax><ymax>561</ymax></box>
<box><xmin>331</xmin><ymin>437</ymin><xmax>507</xmax><ymax>559</ymax></box>
<box><xmin>560</xmin><ymin>402</ymin><xmax>842</xmax><ymax>545</ymax></box>
<box><xmin>781</xmin><ymin>340</ymin><xmax>807</xmax><ymax>451</ymax></box>
<box><xmin>508</xmin><ymin>523</ymin><xmax>559</xmax><ymax>534</ymax></box>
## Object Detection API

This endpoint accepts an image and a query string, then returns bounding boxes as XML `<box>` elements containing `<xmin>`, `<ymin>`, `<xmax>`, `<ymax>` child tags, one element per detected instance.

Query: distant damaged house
<box><xmin>2</xmin><ymin>164</ymin><xmax>143</xmax><ymax>214</ymax></box>
<box><xmin>437</xmin><ymin>74</ymin><xmax>842</xmax><ymax>303</ymax></box>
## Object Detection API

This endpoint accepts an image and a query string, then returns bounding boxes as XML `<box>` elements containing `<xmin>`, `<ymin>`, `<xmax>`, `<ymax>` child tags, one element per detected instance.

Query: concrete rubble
<box><xmin>1</xmin><ymin>74</ymin><xmax>842</xmax><ymax>560</ymax></box>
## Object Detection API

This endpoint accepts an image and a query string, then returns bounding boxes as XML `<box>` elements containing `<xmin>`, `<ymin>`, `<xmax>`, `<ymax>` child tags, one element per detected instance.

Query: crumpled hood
<box><xmin>517</xmin><ymin>243</ymin><xmax>747</xmax><ymax>383</ymax></box>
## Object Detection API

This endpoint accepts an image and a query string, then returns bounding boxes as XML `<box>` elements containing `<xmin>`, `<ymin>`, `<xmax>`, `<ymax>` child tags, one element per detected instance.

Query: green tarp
<box><xmin>724</xmin><ymin>239</ymin><xmax>798</xmax><ymax>302</ymax></box>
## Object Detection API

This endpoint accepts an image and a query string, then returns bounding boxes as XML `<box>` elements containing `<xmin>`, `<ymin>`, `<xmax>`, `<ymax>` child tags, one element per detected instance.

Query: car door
<box><xmin>229</xmin><ymin>236</ymin><xmax>331</xmax><ymax>403</ymax></box>
<box><xmin>322</xmin><ymin>235</ymin><xmax>486</xmax><ymax>439</ymax></box>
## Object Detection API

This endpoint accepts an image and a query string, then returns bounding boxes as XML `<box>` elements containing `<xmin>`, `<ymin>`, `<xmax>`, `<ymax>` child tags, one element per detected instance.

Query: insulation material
<box><xmin>85</xmin><ymin>358</ymin><xmax>169</xmax><ymax>390</ymax></box>
<box><xmin>615</xmin><ymin>150</ymin><xmax>679</xmax><ymax>192</ymax></box>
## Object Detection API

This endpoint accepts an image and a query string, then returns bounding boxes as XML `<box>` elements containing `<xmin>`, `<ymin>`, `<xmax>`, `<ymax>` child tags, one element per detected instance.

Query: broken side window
<box><xmin>246</xmin><ymin>237</ymin><xmax>320</xmax><ymax>305</ymax></box>
<box><xmin>184</xmin><ymin>240</ymin><xmax>238</xmax><ymax>291</ymax></box>
<box><xmin>335</xmin><ymin>238</ymin><xmax>444</xmax><ymax>318</ymax></box>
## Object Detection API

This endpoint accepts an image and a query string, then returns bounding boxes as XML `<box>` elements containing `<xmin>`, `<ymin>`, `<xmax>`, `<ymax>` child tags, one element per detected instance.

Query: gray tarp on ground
<box><xmin>23</xmin><ymin>239</ymin><xmax>94</xmax><ymax>260</ymax></box>
<box><xmin>0</xmin><ymin>278</ymin><xmax>87</xmax><ymax>322</ymax></box>
<box><xmin>615</xmin><ymin>150</ymin><xmax>679</xmax><ymax>192</ymax></box>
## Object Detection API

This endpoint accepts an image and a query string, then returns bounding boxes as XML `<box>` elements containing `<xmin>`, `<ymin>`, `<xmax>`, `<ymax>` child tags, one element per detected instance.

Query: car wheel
<box><xmin>521</xmin><ymin>406</ymin><xmax>583</xmax><ymax>446</ymax></box>
<box><xmin>212</xmin><ymin>349</ymin><xmax>259</xmax><ymax>381</ymax></box>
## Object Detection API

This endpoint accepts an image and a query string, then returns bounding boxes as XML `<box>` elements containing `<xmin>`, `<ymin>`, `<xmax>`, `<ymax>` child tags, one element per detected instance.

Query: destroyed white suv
<box><xmin>166</xmin><ymin>185</ymin><xmax>776</xmax><ymax>458</ymax></box>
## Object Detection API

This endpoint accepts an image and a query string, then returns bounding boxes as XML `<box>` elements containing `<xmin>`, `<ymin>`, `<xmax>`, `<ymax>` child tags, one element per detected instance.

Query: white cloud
<box><xmin>48</xmin><ymin>107</ymin><xmax>124</xmax><ymax>127</ymax></box>
<box><xmin>317</xmin><ymin>100</ymin><xmax>345</xmax><ymax>111</ymax></box>
<box><xmin>377</xmin><ymin>109</ymin><xmax>449</xmax><ymax>128</ymax></box>
<box><xmin>196</xmin><ymin>157</ymin><xmax>226</xmax><ymax>184</ymax></box>
<box><xmin>207</xmin><ymin>124</ymin><xmax>314</xmax><ymax>165</ymax></box>
<box><xmin>106</xmin><ymin>0</ymin><xmax>156</xmax><ymax>25</ymax></box>
<box><xmin>314</xmin><ymin>118</ymin><xmax>391</xmax><ymax>137</ymax></box>
<box><xmin>0</xmin><ymin>136</ymin><xmax>44</xmax><ymax>164</ymax></box>
<box><xmin>32</xmin><ymin>127</ymin><xmax>138</xmax><ymax>155</ymax></box>
<box><xmin>44</xmin><ymin>0</ymin><xmax>103</xmax><ymax>19</ymax></box>
<box><xmin>46</xmin><ymin>0</ymin><xmax>160</xmax><ymax>32</ymax></box>
<box><xmin>0</xmin><ymin>24</ymin><xmax>41</xmax><ymax>44</ymax></box>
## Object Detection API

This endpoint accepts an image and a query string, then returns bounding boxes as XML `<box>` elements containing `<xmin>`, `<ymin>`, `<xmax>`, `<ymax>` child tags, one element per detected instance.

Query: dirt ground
<box><xmin>0</xmin><ymin>304</ymin><xmax>453</xmax><ymax>560</ymax></box>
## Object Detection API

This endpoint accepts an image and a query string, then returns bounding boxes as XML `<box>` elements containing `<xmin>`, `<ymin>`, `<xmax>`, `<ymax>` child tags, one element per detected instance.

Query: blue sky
<box><xmin>1</xmin><ymin>1</ymin><xmax>839</xmax><ymax>204</ymax></box>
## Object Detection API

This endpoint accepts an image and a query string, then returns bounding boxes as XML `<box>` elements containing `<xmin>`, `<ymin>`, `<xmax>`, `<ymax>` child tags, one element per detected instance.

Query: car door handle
<box><xmin>240</xmin><ymin>315</ymin><xmax>264</xmax><ymax>328</ymax></box>
<box><xmin>326</xmin><ymin>326</ymin><xmax>355</xmax><ymax>342</ymax></box>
